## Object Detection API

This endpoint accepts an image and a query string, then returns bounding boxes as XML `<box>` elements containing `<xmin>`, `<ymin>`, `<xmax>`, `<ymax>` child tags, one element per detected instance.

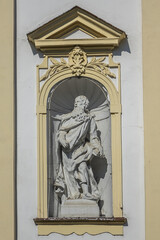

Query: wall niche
<box><xmin>47</xmin><ymin>77</ymin><xmax>113</xmax><ymax>218</ymax></box>
<box><xmin>28</xmin><ymin>6</ymin><xmax>127</xmax><ymax>236</ymax></box>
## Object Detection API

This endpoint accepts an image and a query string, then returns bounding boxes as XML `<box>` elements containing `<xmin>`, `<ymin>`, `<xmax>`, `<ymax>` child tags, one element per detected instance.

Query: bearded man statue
<box><xmin>54</xmin><ymin>95</ymin><xmax>103</xmax><ymax>202</ymax></box>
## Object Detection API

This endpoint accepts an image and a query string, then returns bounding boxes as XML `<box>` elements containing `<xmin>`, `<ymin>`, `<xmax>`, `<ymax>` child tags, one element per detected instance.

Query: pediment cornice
<box><xmin>27</xmin><ymin>6</ymin><xmax>126</xmax><ymax>55</ymax></box>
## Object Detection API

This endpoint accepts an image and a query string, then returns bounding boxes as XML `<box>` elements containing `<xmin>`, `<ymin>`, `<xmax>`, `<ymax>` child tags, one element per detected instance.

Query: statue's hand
<box><xmin>92</xmin><ymin>146</ymin><xmax>104</xmax><ymax>157</ymax></box>
<box><xmin>92</xmin><ymin>148</ymin><xmax>100</xmax><ymax>156</ymax></box>
<box><xmin>59</xmin><ymin>138</ymin><xmax>69</xmax><ymax>149</ymax></box>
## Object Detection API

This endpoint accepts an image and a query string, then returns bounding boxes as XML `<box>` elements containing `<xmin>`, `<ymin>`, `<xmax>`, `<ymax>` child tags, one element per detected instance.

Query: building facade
<box><xmin>0</xmin><ymin>1</ymin><xmax>159</xmax><ymax>240</ymax></box>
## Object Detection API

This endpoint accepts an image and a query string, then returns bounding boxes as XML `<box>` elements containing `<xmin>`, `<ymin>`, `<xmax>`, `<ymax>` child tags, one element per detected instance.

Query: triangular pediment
<box><xmin>28</xmin><ymin>6</ymin><xmax>126</xmax><ymax>55</ymax></box>
<box><xmin>60</xmin><ymin>29</ymin><xmax>93</xmax><ymax>39</ymax></box>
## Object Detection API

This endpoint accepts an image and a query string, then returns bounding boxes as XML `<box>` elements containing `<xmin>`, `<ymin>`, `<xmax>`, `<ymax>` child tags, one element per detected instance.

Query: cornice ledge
<box><xmin>27</xmin><ymin>6</ymin><xmax>126</xmax><ymax>54</ymax></box>
<box><xmin>34</xmin><ymin>217</ymin><xmax>127</xmax><ymax>225</ymax></box>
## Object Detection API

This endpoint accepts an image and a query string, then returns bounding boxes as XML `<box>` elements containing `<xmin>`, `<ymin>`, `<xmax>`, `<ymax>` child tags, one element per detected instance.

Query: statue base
<box><xmin>60</xmin><ymin>199</ymin><xmax>99</xmax><ymax>218</ymax></box>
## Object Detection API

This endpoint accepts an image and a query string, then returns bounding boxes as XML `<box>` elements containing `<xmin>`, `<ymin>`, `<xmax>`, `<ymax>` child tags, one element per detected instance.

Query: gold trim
<box><xmin>28</xmin><ymin>6</ymin><xmax>126</xmax><ymax>40</ymax></box>
<box><xmin>38</xmin><ymin>225</ymin><xmax>123</xmax><ymax>236</ymax></box>
<box><xmin>40</xmin><ymin>47</ymin><xmax>116</xmax><ymax>81</ymax></box>
<box><xmin>36</xmin><ymin>48</ymin><xmax>123</xmax><ymax>235</ymax></box>
<box><xmin>35</xmin><ymin>38</ymin><xmax>119</xmax><ymax>48</ymax></box>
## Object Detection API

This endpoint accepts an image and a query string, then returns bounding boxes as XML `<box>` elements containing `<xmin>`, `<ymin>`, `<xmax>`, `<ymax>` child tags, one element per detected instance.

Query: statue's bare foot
<box><xmin>82</xmin><ymin>192</ymin><xmax>94</xmax><ymax>200</ymax></box>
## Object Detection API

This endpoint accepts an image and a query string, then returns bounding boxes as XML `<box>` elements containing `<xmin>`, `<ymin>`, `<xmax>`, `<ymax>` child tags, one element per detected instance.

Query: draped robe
<box><xmin>54</xmin><ymin>110</ymin><xmax>102</xmax><ymax>200</ymax></box>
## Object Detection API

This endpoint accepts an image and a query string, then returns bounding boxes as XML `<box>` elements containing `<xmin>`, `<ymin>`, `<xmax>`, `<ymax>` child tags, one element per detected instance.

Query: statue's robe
<box><xmin>54</xmin><ymin>110</ymin><xmax>102</xmax><ymax>200</ymax></box>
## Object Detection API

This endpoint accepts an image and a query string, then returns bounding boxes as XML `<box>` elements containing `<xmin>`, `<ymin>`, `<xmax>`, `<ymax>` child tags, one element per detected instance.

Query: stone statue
<box><xmin>54</xmin><ymin>95</ymin><xmax>103</xmax><ymax>203</ymax></box>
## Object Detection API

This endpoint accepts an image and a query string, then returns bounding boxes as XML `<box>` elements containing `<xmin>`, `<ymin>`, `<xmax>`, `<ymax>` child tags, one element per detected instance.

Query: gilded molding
<box><xmin>68</xmin><ymin>46</ymin><xmax>87</xmax><ymax>75</ymax></box>
<box><xmin>38</xmin><ymin>225</ymin><xmax>123</xmax><ymax>236</ymax></box>
<box><xmin>40</xmin><ymin>47</ymin><xmax>116</xmax><ymax>81</ymax></box>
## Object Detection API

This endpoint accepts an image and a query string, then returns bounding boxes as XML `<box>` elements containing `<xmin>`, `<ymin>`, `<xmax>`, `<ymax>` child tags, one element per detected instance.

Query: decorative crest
<box><xmin>68</xmin><ymin>46</ymin><xmax>87</xmax><ymax>76</ymax></box>
<box><xmin>40</xmin><ymin>47</ymin><xmax>116</xmax><ymax>81</ymax></box>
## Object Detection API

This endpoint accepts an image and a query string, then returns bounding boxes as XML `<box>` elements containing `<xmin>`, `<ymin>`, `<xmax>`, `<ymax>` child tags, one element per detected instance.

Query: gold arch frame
<box><xmin>36</xmin><ymin>62</ymin><xmax>123</xmax><ymax>235</ymax></box>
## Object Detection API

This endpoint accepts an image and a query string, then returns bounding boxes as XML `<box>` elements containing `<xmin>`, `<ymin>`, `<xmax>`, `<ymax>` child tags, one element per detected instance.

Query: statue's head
<box><xmin>74</xmin><ymin>95</ymin><xmax>89</xmax><ymax>110</ymax></box>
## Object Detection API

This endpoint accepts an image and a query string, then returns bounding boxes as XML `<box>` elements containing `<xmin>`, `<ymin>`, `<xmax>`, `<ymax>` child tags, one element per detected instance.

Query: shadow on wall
<box><xmin>113</xmin><ymin>38</ymin><xmax>131</xmax><ymax>56</ymax></box>
<box><xmin>28</xmin><ymin>41</ymin><xmax>44</xmax><ymax>58</ymax></box>
<box><xmin>91</xmin><ymin>156</ymin><xmax>108</xmax><ymax>184</ymax></box>
<box><xmin>91</xmin><ymin>156</ymin><xmax>108</xmax><ymax>216</ymax></box>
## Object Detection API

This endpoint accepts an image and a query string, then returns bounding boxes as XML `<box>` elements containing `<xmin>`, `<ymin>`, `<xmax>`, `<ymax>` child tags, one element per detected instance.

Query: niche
<box><xmin>47</xmin><ymin>76</ymin><xmax>113</xmax><ymax>218</ymax></box>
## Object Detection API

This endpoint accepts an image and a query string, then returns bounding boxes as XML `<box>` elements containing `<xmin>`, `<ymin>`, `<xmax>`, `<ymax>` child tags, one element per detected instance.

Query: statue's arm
<box><xmin>57</xmin><ymin>127</ymin><xmax>69</xmax><ymax>149</ymax></box>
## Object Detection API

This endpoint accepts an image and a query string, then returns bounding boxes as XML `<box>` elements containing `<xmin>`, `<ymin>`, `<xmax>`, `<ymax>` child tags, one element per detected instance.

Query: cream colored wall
<box><xmin>0</xmin><ymin>0</ymin><xmax>15</xmax><ymax>240</ymax></box>
<box><xmin>142</xmin><ymin>0</ymin><xmax>160</xmax><ymax>239</ymax></box>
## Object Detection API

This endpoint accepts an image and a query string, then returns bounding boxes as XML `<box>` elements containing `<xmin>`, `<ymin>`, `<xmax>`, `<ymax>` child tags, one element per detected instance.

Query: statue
<box><xmin>54</xmin><ymin>95</ymin><xmax>103</xmax><ymax>203</ymax></box>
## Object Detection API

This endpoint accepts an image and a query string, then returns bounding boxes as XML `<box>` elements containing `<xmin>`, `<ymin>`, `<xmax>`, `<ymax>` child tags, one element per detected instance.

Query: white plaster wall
<box><xmin>17</xmin><ymin>0</ymin><xmax>144</xmax><ymax>240</ymax></box>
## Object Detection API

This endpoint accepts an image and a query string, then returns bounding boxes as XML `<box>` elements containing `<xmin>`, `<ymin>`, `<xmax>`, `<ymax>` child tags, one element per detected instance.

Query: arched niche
<box><xmin>47</xmin><ymin>76</ymin><xmax>113</xmax><ymax>217</ymax></box>
<box><xmin>37</xmin><ymin>68</ymin><xmax>122</xmax><ymax>220</ymax></box>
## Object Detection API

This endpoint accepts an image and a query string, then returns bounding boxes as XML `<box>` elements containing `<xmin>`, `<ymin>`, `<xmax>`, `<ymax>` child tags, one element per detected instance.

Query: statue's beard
<box><xmin>74</xmin><ymin>106</ymin><xmax>88</xmax><ymax>113</ymax></box>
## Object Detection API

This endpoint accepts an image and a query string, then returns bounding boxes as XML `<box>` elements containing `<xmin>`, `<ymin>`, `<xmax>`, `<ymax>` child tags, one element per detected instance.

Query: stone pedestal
<box><xmin>60</xmin><ymin>199</ymin><xmax>99</xmax><ymax>217</ymax></box>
